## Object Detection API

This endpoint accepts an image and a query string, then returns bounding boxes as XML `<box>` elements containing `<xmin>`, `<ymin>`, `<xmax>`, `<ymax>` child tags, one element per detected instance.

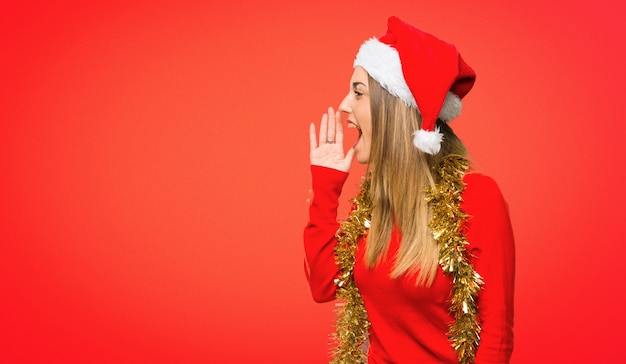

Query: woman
<box><xmin>304</xmin><ymin>17</ymin><xmax>515</xmax><ymax>363</ymax></box>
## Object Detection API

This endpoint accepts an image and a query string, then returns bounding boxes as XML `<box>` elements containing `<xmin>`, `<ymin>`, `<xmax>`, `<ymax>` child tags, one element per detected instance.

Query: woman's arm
<box><xmin>462</xmin><ymin>173</ymin><xmax>516</xmax><ymax>363</ymax></box>
<box><xmin>304</xmin><ymin>107</ymin><xmax>355</xmax><ymax>302</ymax></box>
<box><xmin>303</xmin><ymin>166</ymin><xmax>349</xmax><ymax>302</ymax></box>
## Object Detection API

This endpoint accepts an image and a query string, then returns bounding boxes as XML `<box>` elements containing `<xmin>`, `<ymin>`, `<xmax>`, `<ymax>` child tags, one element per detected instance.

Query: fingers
<box><xmin>311</xmin><ymin>106</ymin><xmax>343</xmax><ymax>151</ymax></box>
<box><xmin>345</xmin><ymin>146</ymin><xmax>356</xmax><ymax>163</ymax></box>
<box><xmin>334</xmin><ymin>109</ymin><xmax>344</xmax><ymax>144</ymax></box>
<box><xmin>318</xmin><ymin>112</ymin><xmax>328</xmax><ymax>147</ymax></box>
<box><xmin>326</xmin><ymin>107</ymin><xmax>336</xmax><ymax>143</ymax></box>
<box><xmin>309</xmin><ymin>122</ymin><xmax>317</xmax><ymax>152</ymax></box>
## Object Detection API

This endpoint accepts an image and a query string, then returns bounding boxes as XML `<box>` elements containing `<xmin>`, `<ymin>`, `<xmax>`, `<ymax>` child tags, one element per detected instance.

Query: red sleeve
<box><xmin>303</xmin><ymin>165</ymin><xmax>349</xmax><ymax>303</ymax></box>
<box><xmin>461</xmin><ymin>173</ymin><xmax>516</xmax><ymax>363</ymax></box>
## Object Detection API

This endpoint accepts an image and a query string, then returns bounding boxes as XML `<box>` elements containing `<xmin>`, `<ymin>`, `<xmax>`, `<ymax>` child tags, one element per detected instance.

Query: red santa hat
<box><xmin>353</xmin><ymin>16</ymin><xmax>476</xmax><ymax>154</ymax></box>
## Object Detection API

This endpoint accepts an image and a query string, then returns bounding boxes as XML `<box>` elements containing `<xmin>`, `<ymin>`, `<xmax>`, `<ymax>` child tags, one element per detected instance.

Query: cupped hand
<box><xmin>309</xmin><ymin>107</ymin><xmax>355</xmax><ymax>172</ymax></box>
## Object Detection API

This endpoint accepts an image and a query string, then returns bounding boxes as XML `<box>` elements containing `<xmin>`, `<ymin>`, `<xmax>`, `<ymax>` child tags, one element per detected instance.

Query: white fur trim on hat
<box><xmin>412</xmin><ymin>127</ymin><xmax>444</xmax><ymax>155</ymax></box>
<box><xmin>353</xmin><ymin>38</ymin><xmax>462</xmax><ymax>121</ymax></box>
<box><xmin>354</xmin><ymin>38</ymin><xmax>417</xmax><ymax>108</ymax></box>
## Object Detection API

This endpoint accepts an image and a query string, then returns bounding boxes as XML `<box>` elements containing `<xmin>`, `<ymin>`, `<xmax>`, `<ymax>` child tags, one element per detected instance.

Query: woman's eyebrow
<box><xmin>352</xmin><ymin>81</ymin><xmax>367</xmax><ymax>88</ymax></box>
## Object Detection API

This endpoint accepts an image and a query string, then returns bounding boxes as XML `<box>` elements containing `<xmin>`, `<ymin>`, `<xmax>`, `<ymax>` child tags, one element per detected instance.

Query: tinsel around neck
<box><xmin>330</xmin><ymin>155</ymin><xmax>482</xmax><ymax>364</ymax></box>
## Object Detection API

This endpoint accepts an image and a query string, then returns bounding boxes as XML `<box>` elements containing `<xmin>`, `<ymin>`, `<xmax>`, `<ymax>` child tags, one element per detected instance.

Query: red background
<box><xmin>1</xmin><ymin>1</ymin><xmax>625</xmax><ymax>362</ymax></box>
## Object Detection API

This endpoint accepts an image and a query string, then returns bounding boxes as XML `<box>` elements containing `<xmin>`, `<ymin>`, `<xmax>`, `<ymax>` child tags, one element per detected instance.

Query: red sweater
<box><xmin>304</xmin><ymin>166</ymin><xmax>515</xmax><ymax>363</ymax></box>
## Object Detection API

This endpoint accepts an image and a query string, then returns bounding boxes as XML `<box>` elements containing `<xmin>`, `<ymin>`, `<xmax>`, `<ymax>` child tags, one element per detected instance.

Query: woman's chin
<box><xmin>355</xmin><ymin>151</ymin><xmax>370</xmax><ymax>164</ymax></box>
<box><xmin>353</xmin><ymin>140</ymin><xmax>369</xmax><ymax>164</ymax></box>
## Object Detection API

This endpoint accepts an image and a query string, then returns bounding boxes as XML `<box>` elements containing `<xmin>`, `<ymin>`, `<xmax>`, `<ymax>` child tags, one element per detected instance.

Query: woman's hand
<box><xmin>309</xmin><ymin>107</ymin><xmax>355</xmax><ymax>172</ymax></box>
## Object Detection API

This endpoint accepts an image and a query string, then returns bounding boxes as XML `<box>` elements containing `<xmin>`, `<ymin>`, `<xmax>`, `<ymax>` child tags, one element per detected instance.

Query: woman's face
<box><xmin>339</xmin><ymin>66</ymin><xmax>372</xmax><ymax>164</ymax></box>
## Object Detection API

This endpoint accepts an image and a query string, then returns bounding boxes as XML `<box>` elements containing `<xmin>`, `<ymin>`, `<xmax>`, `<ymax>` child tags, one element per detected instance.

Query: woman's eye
<box><xmin>354</xmin><ymin>90</ymin><xmax>363</xmax><ymax>97</ymax></box>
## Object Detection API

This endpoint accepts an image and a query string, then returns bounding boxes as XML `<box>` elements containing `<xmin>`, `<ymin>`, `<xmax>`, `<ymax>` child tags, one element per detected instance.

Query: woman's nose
<box><xmin>338</xmin><ymin>94</ymin><xmax>350</xmax><ymax>114</ymax></box>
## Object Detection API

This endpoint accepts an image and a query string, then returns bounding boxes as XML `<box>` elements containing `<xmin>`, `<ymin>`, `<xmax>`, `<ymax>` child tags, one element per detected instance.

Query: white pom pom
<box><xmin>412</xmin><ymin>127</ymin><xmax>444</xmax><ymax>155</ymax></box>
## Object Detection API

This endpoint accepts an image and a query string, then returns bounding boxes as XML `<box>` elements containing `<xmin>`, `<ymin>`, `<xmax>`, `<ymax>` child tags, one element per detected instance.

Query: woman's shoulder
<box><xmin>461</xmin><ymin>172</ymin><xmax>508</xmax><ymax>212</ymax></box>
<box><xmin>462</xmin><ymin>171</ymin><xmax>500</xmax><ymax>191</ymax></box>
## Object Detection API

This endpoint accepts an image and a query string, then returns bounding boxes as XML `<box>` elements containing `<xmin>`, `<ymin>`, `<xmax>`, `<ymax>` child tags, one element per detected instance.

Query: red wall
<box><xmin>1</xmin><ymin>1</ymin><xmax>624</xmax><ymax>362</ymax></box>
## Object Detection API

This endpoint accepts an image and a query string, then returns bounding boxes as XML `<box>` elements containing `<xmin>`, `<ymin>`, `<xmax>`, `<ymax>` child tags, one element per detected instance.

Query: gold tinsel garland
<box><xmin>426</xmin><ymin>155</ymin><xmax>483</xmax><ymax>364</ymax></box>
<box><xmin>331</xmin><ymin>178</ymin><xmax>371</xmax><ymax>364</ymax></box>
<box><xmin>331</xmin><ymin>155</ymin><xmax>482</xmax><ymax>364</ymax></box>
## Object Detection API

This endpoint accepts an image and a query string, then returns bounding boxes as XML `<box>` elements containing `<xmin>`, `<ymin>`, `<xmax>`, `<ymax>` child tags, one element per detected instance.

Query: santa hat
<box><xmin>353</xmin><ymin>16</ymin><xmax>476</xmax><ymax>154</ymax></box>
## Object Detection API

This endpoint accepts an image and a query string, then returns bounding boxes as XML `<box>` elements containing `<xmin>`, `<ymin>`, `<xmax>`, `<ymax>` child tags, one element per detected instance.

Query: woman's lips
<box><xmin>345</xmin><ymin>120</ymin><xmax>362</xmax><ymax>148</ymax></box>
<box><xmin>349</xmin><ymin>122</ymin><xmax>362</xmax><ymax>148</ymax></box>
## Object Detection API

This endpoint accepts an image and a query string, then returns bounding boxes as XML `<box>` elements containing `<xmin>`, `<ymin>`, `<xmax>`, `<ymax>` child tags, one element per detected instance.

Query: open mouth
<box><xmin>349</xmin><ymin>122</ymin><xmax>362</xmax><ymax>148</ymax></box>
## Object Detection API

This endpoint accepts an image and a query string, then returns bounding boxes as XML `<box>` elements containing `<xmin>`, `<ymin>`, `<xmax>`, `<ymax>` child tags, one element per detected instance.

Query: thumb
<box><xmin>344</xmin><ymin>147</ymin><xmax>356</xmax><ymax>164</ymax></box>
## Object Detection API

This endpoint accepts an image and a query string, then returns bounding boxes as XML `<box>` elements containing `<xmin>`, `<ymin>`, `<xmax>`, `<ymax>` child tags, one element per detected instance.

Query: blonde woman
<box><xmin>304</xmin><ymin>17</ymin><xmax>515</xmax><ymax>363</ymax></box>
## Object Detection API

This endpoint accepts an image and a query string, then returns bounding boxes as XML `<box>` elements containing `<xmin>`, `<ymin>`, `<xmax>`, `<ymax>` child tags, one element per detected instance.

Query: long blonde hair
<box><xmin>365</xmin><ymin>75</ymin><xmax>468</xmax><ymax>286</ymax></box>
